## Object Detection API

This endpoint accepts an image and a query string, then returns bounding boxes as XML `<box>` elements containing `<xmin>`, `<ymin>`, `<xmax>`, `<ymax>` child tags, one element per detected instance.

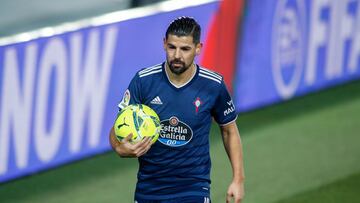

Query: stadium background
<box><xmin>0</xmin><ymin>0</ymin><xmax>360</xmax><ymax>202</ymax></box>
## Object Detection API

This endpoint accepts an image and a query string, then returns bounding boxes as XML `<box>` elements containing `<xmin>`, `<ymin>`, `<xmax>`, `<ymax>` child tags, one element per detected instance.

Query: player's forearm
<box><xmin>221</xmin><ymin>123</ymin><xmax>245</xmax><ymax>182</ymax></box>
<box><xmin>226</xmin><ymin>136</ymin><xmax>245</xmax><ymax>182</ymax></box>
<box><xmin>109</xmin><ymin>127</ymin><xmax>152</xmax><ymax>158</ymax></box>
<box><xmin>109</xmin><ymin>127</ymin><xmax>119</xmax><ymax>150</ymax></box>
<box><xmin>229</xmin><ymin>136</ymin><xmax>245</xmax><ymax>183</ymax></box>
<box><xmin>109</xmin><ymin>128</ymin><xmax>131</xmax><ymax>157</ymax></box>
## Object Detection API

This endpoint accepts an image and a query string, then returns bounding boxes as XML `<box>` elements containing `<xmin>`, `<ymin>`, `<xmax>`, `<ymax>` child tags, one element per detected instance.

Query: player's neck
<box><xmin>165</xmin><ymin>63</ymin><xmax>196</xmax><ymax>87</ymax></box>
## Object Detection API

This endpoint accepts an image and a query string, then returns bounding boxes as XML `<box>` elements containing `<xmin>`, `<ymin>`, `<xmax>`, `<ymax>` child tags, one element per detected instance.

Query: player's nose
<box><xmin>174</xmin><ymin>48</ymin><xmax>181</xmax><ymax>59</ymax></box>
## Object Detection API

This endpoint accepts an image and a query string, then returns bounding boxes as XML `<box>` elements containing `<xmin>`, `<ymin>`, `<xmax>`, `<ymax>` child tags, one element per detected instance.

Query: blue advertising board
<box><xmin>0</xmin><ymin>2</ymin><xmax>218</xmax><ymax>183</ymax></box>
<box><xmin>235</xmin><ymin>0</ymin><xmax>360</xmax><ymax>112</ymax></box>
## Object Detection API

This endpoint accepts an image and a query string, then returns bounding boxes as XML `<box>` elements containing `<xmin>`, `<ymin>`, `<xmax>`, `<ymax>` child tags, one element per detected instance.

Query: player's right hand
<box><xmin>114</xmin><ymin>133</ymin><xmax>153</xmax><ymax>158</ymax></box>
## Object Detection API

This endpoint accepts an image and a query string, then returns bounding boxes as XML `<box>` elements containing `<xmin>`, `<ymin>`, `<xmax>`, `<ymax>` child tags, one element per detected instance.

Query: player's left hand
<box><xmin>226</xmin><ymin>180</ymin><xmax>244</xmax><ymax>203</ymax></box>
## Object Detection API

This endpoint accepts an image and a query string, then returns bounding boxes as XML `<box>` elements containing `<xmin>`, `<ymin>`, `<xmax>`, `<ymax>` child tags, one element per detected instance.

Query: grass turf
<box><xmin>0</xmin><ymin>80</ymin><xmax>360</xmax><ymax>203</ymax></box>
<box><xmin>276</xmin><ymin>171</ymin><xmax>360</xmax><ymax>203</ymax></box>
<box><xmin>211</xmin><ymin>80</ymin><xmax>360</xmax><ymax>203</ymax></box>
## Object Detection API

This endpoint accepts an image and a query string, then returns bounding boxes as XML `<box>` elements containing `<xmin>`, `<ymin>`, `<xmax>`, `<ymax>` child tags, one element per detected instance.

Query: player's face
<box><xmin>164</xmin><ymin>34</ymin><xmax>202</xmax><ymax>75</ymax></box>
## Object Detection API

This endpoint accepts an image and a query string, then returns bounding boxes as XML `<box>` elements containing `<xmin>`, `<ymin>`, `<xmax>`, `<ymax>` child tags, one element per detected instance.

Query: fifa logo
<box><xmin>272</xmin><ymin>0</ymin><xmax>306</xmax><ymax>99</ymax></box>
<box><xmin>272</xmin><ymin>0</ymin><xmax>360</xmax><ymax>99</ymax></box>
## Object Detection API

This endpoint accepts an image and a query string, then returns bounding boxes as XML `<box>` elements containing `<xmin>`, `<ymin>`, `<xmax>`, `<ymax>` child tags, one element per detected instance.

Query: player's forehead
<box><xmin>166</xmin><ymin>34</ymin><xmax>196</xmax><ymax>47</ymax></box>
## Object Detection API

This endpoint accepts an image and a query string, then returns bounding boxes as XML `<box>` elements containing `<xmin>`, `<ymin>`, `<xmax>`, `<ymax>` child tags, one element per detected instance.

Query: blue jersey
<box><xmin>118</xmin><ymin>62</ymin><xmax>237</xmax><ymax>200</ymax></box>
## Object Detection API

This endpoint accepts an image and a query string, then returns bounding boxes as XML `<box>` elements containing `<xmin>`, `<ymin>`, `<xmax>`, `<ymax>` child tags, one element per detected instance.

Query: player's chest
<box><xmin>143</xmin><ymin>86</ymin><xmax>214</xmax><ymax>147</ymax></box>
<box><xmin>144</xmin><ymin>88</ymin><xmax>214</xmax><ymax>118</ymax></box>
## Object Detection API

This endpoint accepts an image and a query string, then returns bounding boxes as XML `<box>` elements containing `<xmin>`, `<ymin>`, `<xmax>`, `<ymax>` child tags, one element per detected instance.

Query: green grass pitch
<box><xmin>0</xmin><ymin>80</ymin><xmax>360</xmax><ymax>203</ymax></box>
<box><xmin>276</xmin><ymin>171</ymin><xmax>360</xmax><ymax>203</ymax></box>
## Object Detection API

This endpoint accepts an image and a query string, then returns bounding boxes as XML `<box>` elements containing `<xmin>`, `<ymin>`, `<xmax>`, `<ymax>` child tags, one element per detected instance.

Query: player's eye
<box><xmin>168</xmin><ymin>45</ymin><xmax>176</xmax><ymax>49</ymax></box>
<box><xmin>181</xmin><ymin>47</ymin><xmax>191</xmax><ymax>51</ymax></box>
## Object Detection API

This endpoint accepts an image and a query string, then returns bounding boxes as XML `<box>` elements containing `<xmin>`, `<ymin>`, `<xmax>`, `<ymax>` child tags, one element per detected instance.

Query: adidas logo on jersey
<box><xmin>150</xmin><ymin>96</ymin><xmax>163</xmax><ymax>105</ymax></box>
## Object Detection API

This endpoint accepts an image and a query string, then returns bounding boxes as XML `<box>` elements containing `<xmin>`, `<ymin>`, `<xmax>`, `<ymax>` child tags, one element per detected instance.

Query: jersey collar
<box><xmin>162</xmin><ymin>62</ymin><xmax>199</xmax><ymax>90</ymax></box>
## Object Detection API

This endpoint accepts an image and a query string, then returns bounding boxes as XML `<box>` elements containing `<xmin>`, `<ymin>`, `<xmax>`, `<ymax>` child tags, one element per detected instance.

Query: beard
<box><xmin>168</xmin><ymin>59</ymin><xmax>190</xmax><ymax>75</ymax></box>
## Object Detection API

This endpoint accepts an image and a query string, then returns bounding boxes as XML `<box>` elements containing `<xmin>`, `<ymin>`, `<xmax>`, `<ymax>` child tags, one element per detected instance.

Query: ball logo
<box><xmin>272</xmin><ymin>0</ymin><xmax>306</xmax><ymax>99</ymax></box>
<box><xmin>159</xmin><ymin>116</ymin><xmax>193</xmax><ymax>147</ymax></box>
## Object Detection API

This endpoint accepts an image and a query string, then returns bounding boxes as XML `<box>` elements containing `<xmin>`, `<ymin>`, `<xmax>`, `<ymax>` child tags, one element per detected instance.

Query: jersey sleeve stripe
<box><xmin>199</xmin><ymin>68</ymin><xmax>222</xmax><ymax>80</ymax></box>
<box><xmin>199</xmin><ymin>73</ymin><xmax>221</xmax><ymax>84</ymax></box>
<box><xmin>139</xmin><ymin>64</ymin><xmax>162</xmax><ymax>74</ymax></box>
<box><xmin>218</xmin><ymin>115</ymin><xmax>238</xmax><ymax>126</ymax></box>
<box><xmin>139</xmin><ymin>69</ymin><xmax>162</xmax><ymax>78</ymax></box>
<box><xmin>199</xmin><ymin>70</ymin><xmax>222</xmax><ymax>81</ymax></box>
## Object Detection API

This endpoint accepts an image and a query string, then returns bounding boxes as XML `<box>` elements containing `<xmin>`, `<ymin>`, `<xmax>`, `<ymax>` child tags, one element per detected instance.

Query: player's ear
<box><xmin>195</xmin><ymin>42</ymin><xmax>203</xmax><ymax>55</ymax></box>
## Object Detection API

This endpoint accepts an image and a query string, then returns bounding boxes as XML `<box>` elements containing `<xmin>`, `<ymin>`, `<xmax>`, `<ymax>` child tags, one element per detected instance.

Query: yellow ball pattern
<box><xmin>114</xmin><ymin>104</ymin><xmax>160</xmax><ymax>143</ymax></box>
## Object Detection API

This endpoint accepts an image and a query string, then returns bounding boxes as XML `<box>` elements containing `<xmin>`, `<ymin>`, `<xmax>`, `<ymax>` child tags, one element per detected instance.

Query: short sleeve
<box><xmin>117</xmin><ymin>73</ymin><xmax>142</xmax><ymax>110</ymax></box>
<box><xmin>211</xmin><ymin>81</ymin><xmax>237</xmax><ymax>125</ymax></box>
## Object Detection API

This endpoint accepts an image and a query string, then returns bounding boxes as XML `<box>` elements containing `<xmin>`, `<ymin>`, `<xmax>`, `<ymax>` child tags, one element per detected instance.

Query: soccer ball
<box><xmin>114</xmin><ymin>104</ymin><xmax>161</xmax><ymax>143</ymax></box>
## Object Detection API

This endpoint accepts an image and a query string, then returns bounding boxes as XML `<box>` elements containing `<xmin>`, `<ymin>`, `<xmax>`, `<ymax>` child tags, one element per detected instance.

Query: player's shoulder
<box><xmin>137</xmin><ymin>63</ymin><xmax>163</xmax><ymax>78</ymax></box>
<box><xmin>198</xmin><ymin>65</ymin><xmax>223</xmax><ymax>85</ymax></box>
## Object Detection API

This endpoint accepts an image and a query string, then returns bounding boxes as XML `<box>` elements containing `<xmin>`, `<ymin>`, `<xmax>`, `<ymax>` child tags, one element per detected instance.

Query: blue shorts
<box><xmin>135</xmin><ymin>196</ymin><xmax>211</xmax><ymax>203</ymax></box>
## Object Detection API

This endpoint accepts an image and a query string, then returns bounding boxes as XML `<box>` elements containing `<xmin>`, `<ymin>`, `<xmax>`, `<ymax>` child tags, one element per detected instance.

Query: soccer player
<box><xmin>109</xmin><ymin>16</ymin><xmax>245</xmax><ymax>203</ymax></box>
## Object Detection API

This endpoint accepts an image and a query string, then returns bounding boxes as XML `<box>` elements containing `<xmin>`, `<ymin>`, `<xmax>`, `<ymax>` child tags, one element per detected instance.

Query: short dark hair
<box><xmin>165</xmin><ymin>16</ymin><xmax>201</xmax><ymax>44</ymax></box>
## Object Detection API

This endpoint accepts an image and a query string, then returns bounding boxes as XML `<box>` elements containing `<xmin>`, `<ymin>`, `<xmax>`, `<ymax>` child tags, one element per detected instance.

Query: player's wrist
<box><xmin>115</xmin><ymin>145</ymin><xmax>132</xmax><ymax>158</ymax></box>
<box><xmin>232</xmin><ymin>175</ymin><xmax>245</xmax><ymax>184</ymax></box>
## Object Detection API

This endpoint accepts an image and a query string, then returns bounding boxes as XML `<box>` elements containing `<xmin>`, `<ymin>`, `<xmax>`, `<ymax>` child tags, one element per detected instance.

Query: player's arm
<box><xmin>220</xmin><ymin>120</ymin><xmax>245</xmax><ymax>203</ymax></box>
<box><xmin>109</xmin><ymin>127</ymin><xmax>152</xmax><ymax>158</ymax></box>
<box><xmin>109</xmin><ymin>72</ymin><xmax>153</xmax><ymax>157</ymax></box>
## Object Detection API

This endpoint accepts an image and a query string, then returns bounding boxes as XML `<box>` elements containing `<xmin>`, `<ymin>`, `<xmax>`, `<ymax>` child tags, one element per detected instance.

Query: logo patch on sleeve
<box><xmin>118</xmin><ymin>89</ymin><xmax>130</xmax><ymax>109</ymax></box>
<box><xmin>224</xmin><ymin>99</ymin><xmax>235</xmax><ymax>116</ymax></box>
<box><xmin>159</xmin><ymin>116</ymin><xmax>193</xmax><ymax>147</ymax></box>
